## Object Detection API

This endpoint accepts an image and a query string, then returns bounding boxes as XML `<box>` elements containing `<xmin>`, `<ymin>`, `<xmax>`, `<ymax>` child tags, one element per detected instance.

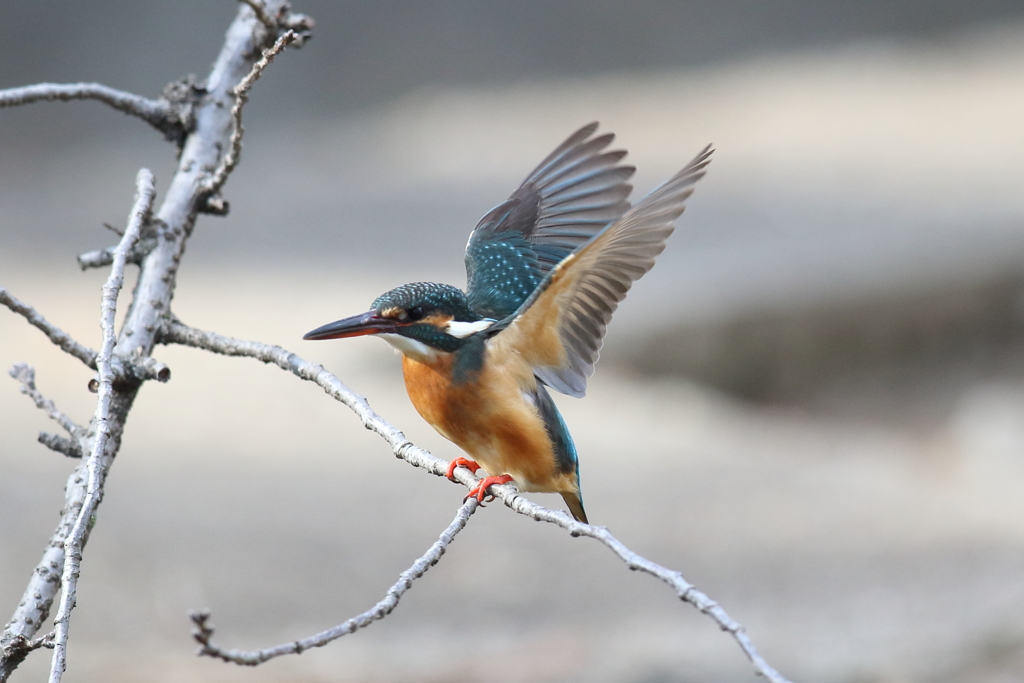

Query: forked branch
<box><xmin>160</xmin><ymin>320</ymin><xmax>794</xmax><ymax>683</ymax></box>
<box><xmin>0</xmin><ymin>289</ymin><xmax>170</xmax><ymax>384</ymax></box>
<box><xmin>190</xmin><ymin>498</ymin><xmax>479</xmax><ymax>665</ymax></box>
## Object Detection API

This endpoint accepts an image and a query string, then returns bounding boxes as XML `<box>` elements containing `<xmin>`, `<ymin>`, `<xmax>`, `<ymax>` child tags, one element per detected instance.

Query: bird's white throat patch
<box><xmin>444</xmin><ymin>319</ymin><xmax>494</xmax><ymax>338</ymax></box>
<box><xmin>377</xmin><ymin>319</ymin><xmax>494</xmax><ymax>362</ymax></box>
<box><xmin>377</xmin><ymin>333</ymin><xmax>440</xmax><ymax>363</ymax></box>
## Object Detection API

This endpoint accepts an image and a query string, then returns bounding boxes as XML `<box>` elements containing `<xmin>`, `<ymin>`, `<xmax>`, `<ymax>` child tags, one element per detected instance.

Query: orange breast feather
<box><xmin>401</xmin><ymin>351</ymin><xmax>571</xmax><ymax>493</ymax></box>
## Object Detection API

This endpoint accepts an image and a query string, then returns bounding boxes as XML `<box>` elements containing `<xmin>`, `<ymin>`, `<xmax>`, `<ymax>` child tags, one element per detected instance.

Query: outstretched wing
<box><xmin>486</xmin><ymin>145</ymin><xmax>713</xmax><ymax>397</ymax></box>
<box><xmin>464</xmin><ymin>122</ymin><xmax>635</xmax><ymax>319</ymax></box>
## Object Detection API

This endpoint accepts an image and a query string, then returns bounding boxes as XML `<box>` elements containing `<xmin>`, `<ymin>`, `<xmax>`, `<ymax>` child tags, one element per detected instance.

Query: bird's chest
<box><xmin>400</xmin><ymin>350</ymin><xmax>556</xmax><ymax>485</ymax></box>
<box><xmin>401</xmin><ymin>353</ymin><xmax>491</xmax><ymax>443</ymax></box>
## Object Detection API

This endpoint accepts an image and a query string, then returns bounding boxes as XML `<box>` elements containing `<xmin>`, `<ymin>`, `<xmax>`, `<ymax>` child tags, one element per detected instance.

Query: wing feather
<box><xmin>465</xmin><ymin>123</ymin><xmax>635</xmax><ymax>319</ymax></box>
<box><xmin>489</xmin><ymin>145</ymin><xmax>713</xmax><ymax>397</ymax></box>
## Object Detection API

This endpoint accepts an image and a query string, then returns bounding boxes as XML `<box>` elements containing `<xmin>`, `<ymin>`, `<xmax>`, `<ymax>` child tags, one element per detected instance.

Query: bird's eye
<box><xmin>407</xmin><ymin>306</ymin><xmax>425</xmax><ymax>322</ymax></box>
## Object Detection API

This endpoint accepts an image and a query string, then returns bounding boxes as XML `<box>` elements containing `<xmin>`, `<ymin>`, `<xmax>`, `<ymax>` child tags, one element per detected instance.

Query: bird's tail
<box><xmin>561</xmin><ymin>491</ymin><xmax>588</xmax><ymax>524</ymax></box>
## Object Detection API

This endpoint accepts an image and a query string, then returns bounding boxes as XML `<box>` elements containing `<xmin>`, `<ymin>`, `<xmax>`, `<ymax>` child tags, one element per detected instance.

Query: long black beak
<box><xmin>303</xmin><ymin>311</ymin><xmax>400</xmax><ymax>340</ymax></box>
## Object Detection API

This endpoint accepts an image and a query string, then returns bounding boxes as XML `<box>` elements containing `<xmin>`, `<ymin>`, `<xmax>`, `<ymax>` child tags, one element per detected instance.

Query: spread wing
<box><xmin>486</xmin><ymin>145</ymin><xmax>713</xmax><ymax>397</ymax></box>
<box><xmin>464</xmin><ymin>122</ymin><xmax>636</xmax><ymax>319</ymax></box>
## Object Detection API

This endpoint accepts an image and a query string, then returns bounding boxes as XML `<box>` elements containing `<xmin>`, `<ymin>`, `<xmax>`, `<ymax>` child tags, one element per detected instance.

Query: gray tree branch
<box><xmin>190</xmin><ymin>498</ymin><xmax>480</xmax><ymax>665</ymax></box>
<box><xmin>0</xmin><ymin>4</ymin><xmax>301</xmax><ymax>680</ymax></box>
<box><xmin>0</xmin><ymin>83</ymin><xmax>189</xmax><ymax>143</ymax></box>
<box><xmin>159</xmin><ymin>320</ymin><xmax>794</xmax><ymax>683</ymax></box>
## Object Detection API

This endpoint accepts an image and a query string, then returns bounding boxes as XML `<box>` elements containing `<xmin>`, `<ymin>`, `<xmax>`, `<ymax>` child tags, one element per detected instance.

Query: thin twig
<box><xmin>0</xmin><ymin>83</ymin><xmax>183</xmax><ymax>141</ymax></box>
<box><xmin>500</xmin><ymin>496</ymin><xmax>786</xmax><ymax>682</ymax></box>
<box><xmin>47</xmin><ymin>169</ymin><xmax>154</xmax><ymax>683</ymax></box>
<box><xmin>0</xmin><ymin>290</ymin><xmax>98</xmax><ymax>368</ymax></box>
<box><xmin>7</xmin><ymin>364</ymin><xmax>85</xmax><ymax>441</ymax></box>
<box><xmin>160</xmin><ymin>321</ymin><xmax>793</xmax><ymax>683</ymax></box>
<box><xmin>191</xmin><ymin>498</ymin><xmax>479</xmax><ymax>665</ymax></box>
<box><xmin>200</xmin><ymin>29</ymin><xmax>299</xmax><ymax>202</ymax></box>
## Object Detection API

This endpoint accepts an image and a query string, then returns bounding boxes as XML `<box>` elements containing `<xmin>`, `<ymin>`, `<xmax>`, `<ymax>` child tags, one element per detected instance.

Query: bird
<box><xmin>304</xmin><ymin>123</ymin><xmax>712</xmax><ymax>523</ymax></box>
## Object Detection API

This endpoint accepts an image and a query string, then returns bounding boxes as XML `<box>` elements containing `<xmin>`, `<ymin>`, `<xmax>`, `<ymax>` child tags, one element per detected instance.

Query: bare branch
<box><xmin>199</xmin><ymin>30</ymin><xmax>300</xmax><ymax>203</ymax></box>
<box><xmin>498</xmin><ymin>495</ymin><xmax>791</xmax><ymax>682</ymax></box>
<box><xmin>0</xmin><ymin>83</ymin><xmax>187</xmax><ymax>142</ymax></box>
<box><xmin>2</xmin><ymin>6</ymin><xmax>297</xmax><ymax>679</ymax></box>
<box><xmin>191</xmin><ymin>498</ymin><xmax>479</xmax><ymax>665</ymax></box>
<box><xmin>160</xmin><ymin>320</ymin><xmax>793</xmax><ymax>683</ymax></box>
<box><xmin>0</xmin><ymin>82</ymin><xmax>167</xmax><ymax>119</ymax></box>
<box><xmin>7</xmin><ymin>364</ymin><xmax>86</xmax><ymax>441</ymax></box>
<box><xmin>0</xmin><ymin>290</ymin><xmax>98</xmax><ymax>368</ymax></box>
<box><xmin>47</xmin><ymin>168</ymin><xmax>152</xmax><ymax>683</ymax></box>
<box><xmin>38</xmin><ymin>433</ymin><xmax>83</xmax><ymax>459</ymax></box>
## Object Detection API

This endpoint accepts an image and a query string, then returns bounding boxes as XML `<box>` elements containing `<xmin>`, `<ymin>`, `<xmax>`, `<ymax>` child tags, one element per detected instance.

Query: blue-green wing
<box><xmin>465</xmin><ymin>123</ymin><xmax>635</xmax><ymax>319</ymax></box>
<box><xmin>486</xmin><ymin>145</ymin><xmax>714</xmax><ymax>398</ymax></box>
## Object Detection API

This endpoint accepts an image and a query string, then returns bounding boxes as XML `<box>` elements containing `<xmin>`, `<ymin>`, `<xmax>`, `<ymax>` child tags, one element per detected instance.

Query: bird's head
<box><xmin>303</xmin><ymin>282</ymin><xmax>493</xmax><ymax>359</ymax></box>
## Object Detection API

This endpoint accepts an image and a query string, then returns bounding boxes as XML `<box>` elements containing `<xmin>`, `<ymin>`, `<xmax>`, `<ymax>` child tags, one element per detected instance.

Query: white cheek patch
<box><xmin>444</xmin><ymin>319</ymin><xmax>495</xmax><ymax>339</ymax></box>
<box><xmin>377</xmin><ymin>333</ymin><xmax>440</xmax><ymax>363</ymax></box>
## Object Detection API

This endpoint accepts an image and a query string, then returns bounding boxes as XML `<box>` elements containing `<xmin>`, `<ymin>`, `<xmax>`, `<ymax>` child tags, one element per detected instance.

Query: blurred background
<box><xmin>3</xmin><ymin>2</ymin><xmax>1024</xmax><ymax>682</ymax></box>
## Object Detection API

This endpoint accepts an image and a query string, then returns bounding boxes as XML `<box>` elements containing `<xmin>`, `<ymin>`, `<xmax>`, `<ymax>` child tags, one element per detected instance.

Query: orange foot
<box><xmin>446</xmin><ymin>457</ymin><xmax>481</xmax><ymax>482</ymax></box>
<box><xmin>465</xmin><ymin>475</ymin><xmax>514</xmax><ymax>504</ymax></box>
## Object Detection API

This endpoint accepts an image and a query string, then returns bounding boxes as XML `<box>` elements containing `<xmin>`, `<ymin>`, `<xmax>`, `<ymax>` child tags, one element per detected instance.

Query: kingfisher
<box><xmin>305</xmin><ymin>123</ymin><xmax>711</xmax><ymax>523</ymax></box>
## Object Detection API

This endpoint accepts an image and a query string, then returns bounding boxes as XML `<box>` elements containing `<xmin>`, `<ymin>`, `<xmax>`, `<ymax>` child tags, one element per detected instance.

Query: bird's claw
<box><xmin>446</xmin><ymin>457</ymin><xmax>481</xmax><ymax>482</ymax></box>
<box><xmin>464</xmin><ymin>475</ymin><xmax>514</xmax><ymax>504</ymax></box>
